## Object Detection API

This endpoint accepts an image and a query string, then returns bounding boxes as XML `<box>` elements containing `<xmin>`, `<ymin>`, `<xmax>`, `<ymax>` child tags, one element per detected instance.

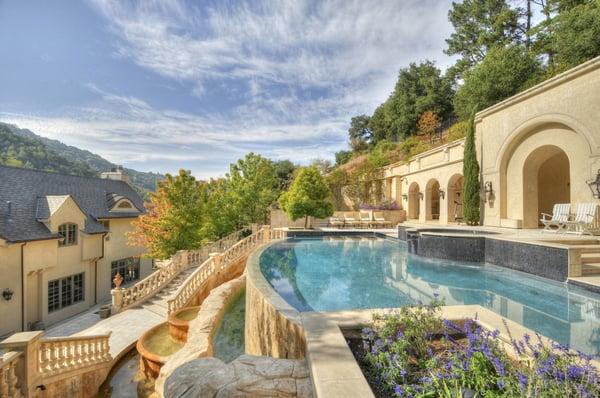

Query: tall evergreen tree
<box><xmin>462</xmin><ymin>113</ymin><xmax>481</xmax><ymax>225</ymax></box>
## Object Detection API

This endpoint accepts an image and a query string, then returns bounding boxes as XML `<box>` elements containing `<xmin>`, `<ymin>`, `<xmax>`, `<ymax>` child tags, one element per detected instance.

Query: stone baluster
<box><xmin>263</xmin><ymin>225</ymin><xmax>271</xmax><ymax>242</ymax></box>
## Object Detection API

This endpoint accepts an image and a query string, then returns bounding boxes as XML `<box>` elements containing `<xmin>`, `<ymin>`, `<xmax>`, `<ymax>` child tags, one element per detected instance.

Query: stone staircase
<box><xmin>140</xmin><ymin>263</ymin><xmax>202</xmax><ymax>317</ymax></box>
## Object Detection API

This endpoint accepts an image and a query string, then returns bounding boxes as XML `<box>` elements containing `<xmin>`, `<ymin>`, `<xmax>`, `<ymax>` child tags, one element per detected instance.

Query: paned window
<box><xmin>58</xmin><ymin>223</ymin><xmax>77</xmax><ymax>246</ymax></box>
<box><xmin>48</xmin><ymin>273</ymin><xmax>84</xmax><ymax>312</ymax></box>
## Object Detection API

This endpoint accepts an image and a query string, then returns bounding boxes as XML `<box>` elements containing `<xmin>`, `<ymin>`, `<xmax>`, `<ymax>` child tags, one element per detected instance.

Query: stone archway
<box><xmin>522</xmin><ymin>145</ymin><xmax>570</xmax><ymax>228</ymax></box>
<box><xmin>447</xmin><ymin>174</ymin><xmax>464</xmax><ymax>223</ymax></box>
<box><xmin>408</xmin><ymin>182</ymin><xmax>420</xmax><ymax>220</ymax></box>
<box><xmin>425</xmin><ymin>179</ymin><xmax>440</xmax><ymax>221</ymax></box>
<box><xmin>498</xmin><ymin>122</ymin><xmax>590</xmax><ymax>228</ymax></box>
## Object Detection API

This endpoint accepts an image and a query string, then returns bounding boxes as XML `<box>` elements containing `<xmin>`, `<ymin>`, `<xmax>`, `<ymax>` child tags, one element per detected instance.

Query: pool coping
<box><xmin>301</xmin><ymin>306</ymin><xmax>600</xmax><ymax>398</ymax></box>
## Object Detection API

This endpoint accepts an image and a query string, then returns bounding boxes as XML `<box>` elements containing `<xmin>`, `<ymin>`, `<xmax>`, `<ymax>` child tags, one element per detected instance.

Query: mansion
<box><xmin>0</xmin><ymin>166</ymin><xmax>153</xmax><ymax>337</ymax></box>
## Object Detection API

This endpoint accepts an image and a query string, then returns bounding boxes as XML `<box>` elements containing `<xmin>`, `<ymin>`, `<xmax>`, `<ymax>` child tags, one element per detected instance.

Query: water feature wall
<box><xmin>154</xmin><ymin>274</ymin><xmax>247</xmax><ymax>397</ymax></box>
<box><xmin>245</xmin><ymin>242</ymin><xmax>306</xmax><ymax>360</ymax></box>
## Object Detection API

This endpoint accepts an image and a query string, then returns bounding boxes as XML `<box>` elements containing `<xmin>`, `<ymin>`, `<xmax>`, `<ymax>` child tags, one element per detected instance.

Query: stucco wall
<box><xmin>383</xmin><ymin>140</ymin><xmax>465</xmax><ymax>225</ymax></box>
<box><xmin>476</xmin><ymin>57</ymin><xmax>600</xmax><ymax>228</ymax></box>
<box><xmin>0</xmin><ymin>212</ymin><xmax>150</xmax><ymax>336</ymax></box>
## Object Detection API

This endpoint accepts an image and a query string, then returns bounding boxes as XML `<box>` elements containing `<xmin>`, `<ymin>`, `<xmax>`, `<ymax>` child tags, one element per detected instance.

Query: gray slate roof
<box><xmin>0</xmin><ymin>165</ymin><xmax>145</xmax><ymax>243</ymax></box>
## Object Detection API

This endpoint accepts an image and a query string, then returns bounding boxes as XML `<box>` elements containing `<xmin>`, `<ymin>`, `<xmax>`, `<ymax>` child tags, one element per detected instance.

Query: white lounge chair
<box><xmin>566</xmin><ymin>203</ymin><xmax>599</xmax><ymax>235</ymax></box>
<box><xmin>343</xmin><ymin>212</ymin><xmax>359</xmax><ymax>229</ymax></box>
<box><xmin>328</xmin><ymin>212</ymin><xmax>345</xmax><ymax>228</ymax></box>
<box><xmin>540</xmin><ymin>203</ymin><xmax>570</xmax><ymax>232</ymax></box>
<box><xmin>373</xmin><ymin>211</ymin><xmax>392</xmax><ymax>228</ymax></box>
<box><xmin>359</xmin><ymin>212</ymin><xmax>372</xmax><ymax>228</ymax></box>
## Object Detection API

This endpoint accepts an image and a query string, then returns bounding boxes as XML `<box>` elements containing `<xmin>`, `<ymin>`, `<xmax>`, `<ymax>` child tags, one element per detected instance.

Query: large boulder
<box><xmin>163</xmin><ymin>355</ymin><xmax>312</xmax><ymax>398</ymax></box>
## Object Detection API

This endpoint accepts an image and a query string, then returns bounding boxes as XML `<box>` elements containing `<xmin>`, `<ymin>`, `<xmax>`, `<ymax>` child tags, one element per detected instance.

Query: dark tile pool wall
<box><xmin>484</xmin><ymin>239</ymin><xmax>568</xmax><ymax>282</ymax></box>
<box><xmin>415</xmin><ymin>235</ymin><xmax>487</xmax><ymax>263</ymax></box>
<box><xmin>401</xmin><ymin>228</ymin><xmax>569</xmax><ymax>282</ymax></box>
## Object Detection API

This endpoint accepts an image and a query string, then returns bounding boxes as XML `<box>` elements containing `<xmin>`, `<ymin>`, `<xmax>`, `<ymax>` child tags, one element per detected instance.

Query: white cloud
<box><xmin>3</xmin><ymin>1</ymin><xmax>455</xmax><ymax>179</ymax></box>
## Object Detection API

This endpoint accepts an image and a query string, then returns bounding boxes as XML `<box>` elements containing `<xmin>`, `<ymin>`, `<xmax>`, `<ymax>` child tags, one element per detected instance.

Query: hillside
<box><xmin>0</xmin><ymin>122</ymin><xmax>164</xmax><ymax>195</ymax></box>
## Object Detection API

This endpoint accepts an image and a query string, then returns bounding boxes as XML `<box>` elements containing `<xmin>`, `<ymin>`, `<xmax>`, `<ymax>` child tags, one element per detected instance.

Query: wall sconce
<box><xmin>2</xmin><ymin>288</ymin><xmax>14</xmax><ymax>301</ymax></box>
<box><xmin>418</xmin><ymin>192</ymin><xmax>424</xmax><ymax>200</ymax></box>
<box><xmin>402</xmin><ymin>194</ymin><xmax>408</xmax><ymax>201</ymax></box>
<box><xmin>438</xmin><ymin>189</ymin><xmax>445</xmax><ymax>199</ymax></box>
<box><xmin>587</xmin><ymin>170</ymin><xmax>600</xmax><ymax>198</ymax></box>
<box><xmin>484</xmin><ymin>181</ymin><xmax>494</xmax><ymax>203</ymax></box>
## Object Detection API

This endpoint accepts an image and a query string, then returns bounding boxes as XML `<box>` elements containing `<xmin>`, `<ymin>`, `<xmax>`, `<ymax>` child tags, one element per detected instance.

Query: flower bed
<box><xmin>346</xmin><ymin>299</ymin><xmax>599</xmax><ymax>397</ymax></box>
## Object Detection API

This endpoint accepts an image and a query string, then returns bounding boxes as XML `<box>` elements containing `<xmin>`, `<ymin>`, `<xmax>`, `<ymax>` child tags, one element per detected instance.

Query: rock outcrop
<box><xmin>163</xmin><ymin>355</ymin><xmax>313</xmax><ymax>397</ymax></box>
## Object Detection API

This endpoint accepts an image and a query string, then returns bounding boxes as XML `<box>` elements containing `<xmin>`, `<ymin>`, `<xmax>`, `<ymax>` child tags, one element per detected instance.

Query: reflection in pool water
<box><xmin>260</xmin><ymin>236</ymin><xmax>600</xmax><ymax>356</ymax></box>
<box><xmin>214</xmin><ymin>289</ymin><xmax>246</xmax><ymax>363</ymax></box>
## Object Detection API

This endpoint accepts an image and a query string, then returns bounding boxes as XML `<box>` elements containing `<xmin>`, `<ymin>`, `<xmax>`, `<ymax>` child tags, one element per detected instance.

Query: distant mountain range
<box><xmin>0</xmin><ymin>122</ymin><xmax>164</xmax><ymax>196</ymax></box>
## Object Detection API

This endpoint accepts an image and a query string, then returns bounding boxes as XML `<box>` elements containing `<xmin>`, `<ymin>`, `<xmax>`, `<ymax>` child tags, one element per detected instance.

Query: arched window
<box><xmin>117</xmin><ymin>201</ymin><xmax>133</xmax><ymax>209</ymax></box>
<box><xmin>58</xmin><ymin>223</ymin><xmax>77</xmax><ymax>246</ymax></box>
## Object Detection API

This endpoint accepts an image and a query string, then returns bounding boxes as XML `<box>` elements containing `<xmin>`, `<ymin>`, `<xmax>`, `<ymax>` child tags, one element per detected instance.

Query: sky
<box><xmin>0</xmin><ymin>0</ymin><xmax>457</xmax><ymax>179</ymax></box>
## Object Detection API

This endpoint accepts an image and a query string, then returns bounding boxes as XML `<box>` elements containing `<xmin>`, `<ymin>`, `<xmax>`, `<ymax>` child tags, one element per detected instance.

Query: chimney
<box><xmin>100</xmin><ymin>165</ymin><xmax>129</xmax><ymax>183</ymax></box>
<box><xmin>5</xmin><ymin>201</ymin><xmax>11</xmax><ymax>222</ymax></box>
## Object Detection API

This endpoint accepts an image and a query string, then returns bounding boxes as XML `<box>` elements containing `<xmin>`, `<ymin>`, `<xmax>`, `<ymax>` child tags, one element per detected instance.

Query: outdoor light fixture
<box><xmin>402</xmin><ymin>194</ymin><xmax>408</xmax><ymax>201</ymax></box>
<box><xmin>587</xmin><ymin>170</ymin><xmax>600</xmax><ymax>198</ymax></box>
<box><xmin>2</xmin><ymin>288</ymin><xmax>14</xmax><ymax>301</ymax></box>
<box><xmin>418</xmin><ymin>192</ymin><xmax>424</xmax><ymax>200</ymax></box>
<box><xmin>483</xmin><ymin>181</ymin><xmax>494</xmax><ymax>201</ymax></box>
<box><xmin>438</xmin><ymin>189</ymin><xmax>445</xmax><ymax>199</ymax></box>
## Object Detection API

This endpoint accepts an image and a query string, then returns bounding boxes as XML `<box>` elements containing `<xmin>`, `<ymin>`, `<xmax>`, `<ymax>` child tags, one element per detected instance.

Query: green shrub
<box><xmin>399</xmin><ymin>137</ymin><xmax>431</xmax><ymax>159</ymax></box>
<box><xmin>446</xmin><ymin>121</ymin><xmax>468</xmax><ymax>142</ymax></box>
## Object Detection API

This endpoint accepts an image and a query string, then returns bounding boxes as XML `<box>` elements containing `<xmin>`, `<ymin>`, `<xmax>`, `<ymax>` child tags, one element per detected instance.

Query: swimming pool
<box><xmin>259</xmin><ymin>236</ymin><xmax>600</xmax><ymax>356</ymax></box>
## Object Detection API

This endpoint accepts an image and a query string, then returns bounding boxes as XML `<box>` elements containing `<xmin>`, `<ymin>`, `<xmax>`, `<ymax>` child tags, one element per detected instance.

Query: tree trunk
<box><xmin>304</xmin><ymin>215</ymin><xmax>309</xmax><ymax>229</ymax></box>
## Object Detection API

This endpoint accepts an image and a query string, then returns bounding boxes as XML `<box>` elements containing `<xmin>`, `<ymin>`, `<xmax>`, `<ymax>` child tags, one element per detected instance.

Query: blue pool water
<box><xmin>260</xmin><ymin>236</ymin><xmax>600</xmax><ymax>356</ymax></box>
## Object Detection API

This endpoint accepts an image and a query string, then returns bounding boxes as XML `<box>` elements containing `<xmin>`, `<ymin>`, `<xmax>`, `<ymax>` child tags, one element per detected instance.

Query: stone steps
<box><xmin>582</xmin><ymin>263</ymin><xmax>600</xmax><ymax>276</ymax></box>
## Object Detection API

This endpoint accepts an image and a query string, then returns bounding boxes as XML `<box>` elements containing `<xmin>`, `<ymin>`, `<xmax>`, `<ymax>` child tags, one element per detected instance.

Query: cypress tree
<box><xmin>462</xmin><ymin>113</ymin><xmax>481</xmax><ymax>225</ymax></box>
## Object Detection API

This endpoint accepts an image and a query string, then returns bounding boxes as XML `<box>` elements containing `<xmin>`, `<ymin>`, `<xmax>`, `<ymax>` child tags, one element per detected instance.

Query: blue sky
<box><xmin>0</xmin><ymin>0</ymin><xmax>456</xmax><ymax>179</ymax></box>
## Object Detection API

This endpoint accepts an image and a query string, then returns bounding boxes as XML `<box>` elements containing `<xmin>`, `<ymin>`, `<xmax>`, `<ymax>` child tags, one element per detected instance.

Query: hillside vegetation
<box><xmin>0</xmin><ymin>122</ymin><xmax>164</xmax><ymax>195</ymax></box>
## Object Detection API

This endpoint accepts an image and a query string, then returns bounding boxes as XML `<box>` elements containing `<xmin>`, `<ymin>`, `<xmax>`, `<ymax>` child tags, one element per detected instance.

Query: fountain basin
<box><xmin>168</xmin><ymin>306</ymin><xmax>200</xmax><ymax>343</ymax></box>
<box><xmin>137</xmin><ymin>322</ymin><xmax>184</xmax><ymax>379</ymax></box>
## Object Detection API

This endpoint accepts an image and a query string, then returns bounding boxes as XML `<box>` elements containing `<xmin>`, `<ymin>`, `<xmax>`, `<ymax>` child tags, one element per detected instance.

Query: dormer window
<box><xmin>117</xmin><ymin>201</ymin><xmax>133</xmax><ymax>209</ymax></box>
<box><xmin>58</xmin><ymin>223</ymin><xmax>77</xmax><ymax>246</ymax></box>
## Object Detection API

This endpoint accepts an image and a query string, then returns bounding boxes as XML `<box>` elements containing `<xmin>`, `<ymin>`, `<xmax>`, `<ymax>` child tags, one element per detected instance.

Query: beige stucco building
<box><xmin>379</xmin><ymin>56</ymin><xmax>600</xmax><ymax>228</ymax></box>
<box><xmin>0</xmin><ymin>166</ymin><xmax>153</xmax><ymax>337</ymax></box>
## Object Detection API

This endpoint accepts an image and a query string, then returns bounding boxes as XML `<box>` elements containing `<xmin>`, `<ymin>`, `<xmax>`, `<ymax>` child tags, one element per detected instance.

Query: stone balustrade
<box><xmin>38</xmin><ymin>334</ymin><xmax>111</xmax><ymax>377</ymax></box>
<box><xmin>112</xmin><ymin>228</ymin><xmax>248</xmax><ymax>313</ymax></box>
<box><xmin>166</xmin><ymin>227</ymin><xmax>273</xmax><ymax>316</ymax></box>
<box><xmin>1</xmin><ymin>351</ymin><xmax>24</xmax><ymax>398</ymax></box>
<box><xmin>167</xmin><ymin>257</ymin><xmax>216</xmax><ymax>315</ymax></box>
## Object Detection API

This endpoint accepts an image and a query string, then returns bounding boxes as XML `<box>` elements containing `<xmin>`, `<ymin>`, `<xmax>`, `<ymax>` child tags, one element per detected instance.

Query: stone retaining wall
<box><xmin>155</xmin><ymin>274</ymin><xmax>246</xmax><ymax>397</ymax></box>
<box><xmin>245</xmin><ymin>243</ymin><xmax>306</xmax><ymax>359</ymax></box>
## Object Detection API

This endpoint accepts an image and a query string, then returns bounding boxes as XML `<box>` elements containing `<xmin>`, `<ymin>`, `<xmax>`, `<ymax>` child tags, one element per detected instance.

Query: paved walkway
<box><xmin>44</xmin><ymin>262</ymin><xmax>203</xmax><ymax>362</ymax></box>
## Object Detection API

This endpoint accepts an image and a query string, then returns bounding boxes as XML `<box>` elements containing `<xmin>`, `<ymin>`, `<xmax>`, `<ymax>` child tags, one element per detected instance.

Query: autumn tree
<box><xmin>279</xmin><ymin>166</ymin><xmax>334</xmax><ymax>228</ymax></box>
<box><xmin>128</xmin><ymin>169</ymin><xmax>206</xmax><ymax>259</ymax></box>
<box><xmin>417</xmin><ymin>111</ymin><xmax>441</xmax><ymax>142</ymax></box>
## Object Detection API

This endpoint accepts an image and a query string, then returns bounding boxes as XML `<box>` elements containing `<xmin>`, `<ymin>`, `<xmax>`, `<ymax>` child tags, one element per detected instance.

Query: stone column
<box><xmin>0</xmin><ymin>331</ymin><xmax>43</xmax><ymax>396</ymax></box>
<box><xmin>262</xmin><ymin>225</ymin><xmax>271</xmax><ymax>243</ymax></box>
<box><xmin>111</xmin><ymin>272</ymin><xmax>124</xmax><ymax>313</ymax></box>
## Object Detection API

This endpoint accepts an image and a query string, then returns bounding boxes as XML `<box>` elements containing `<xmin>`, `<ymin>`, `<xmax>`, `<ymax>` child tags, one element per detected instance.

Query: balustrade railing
<box><xmin>112</xmin><ymin>228</ymin><xmax>248</xmax><ymax>313</ymax></box>
<box><xmin>1</xmin><ymin>351</ymin><xmax>23</xmax><ymax>398</ymax></box>
<box><xmin>270</xmin><ymin>228</ymin><xmax>287</xmax><ymax>240</ymax></box>
<box><xmin>166</xmin><ymin>227</ymin><xmax>270</xmax><ymax>315</ymax></box>
<box><xmin>38</xmin><ymin>334</ymin><xmax>111</xmax><ymax>377</ymax></box>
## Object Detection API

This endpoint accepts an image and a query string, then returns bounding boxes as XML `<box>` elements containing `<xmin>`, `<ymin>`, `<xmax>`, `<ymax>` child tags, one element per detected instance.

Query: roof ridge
<box><xmin>0</xmin><ymin>164</ymin><xmax>131</xmax><ymax>185</ymax></box>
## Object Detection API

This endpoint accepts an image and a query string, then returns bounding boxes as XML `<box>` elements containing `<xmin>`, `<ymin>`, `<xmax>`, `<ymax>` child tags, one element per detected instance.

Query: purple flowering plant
<box><xmin>360</xmin><ymin>299</ymin><xmax>600</xmax><ymax>397</ymax></box>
